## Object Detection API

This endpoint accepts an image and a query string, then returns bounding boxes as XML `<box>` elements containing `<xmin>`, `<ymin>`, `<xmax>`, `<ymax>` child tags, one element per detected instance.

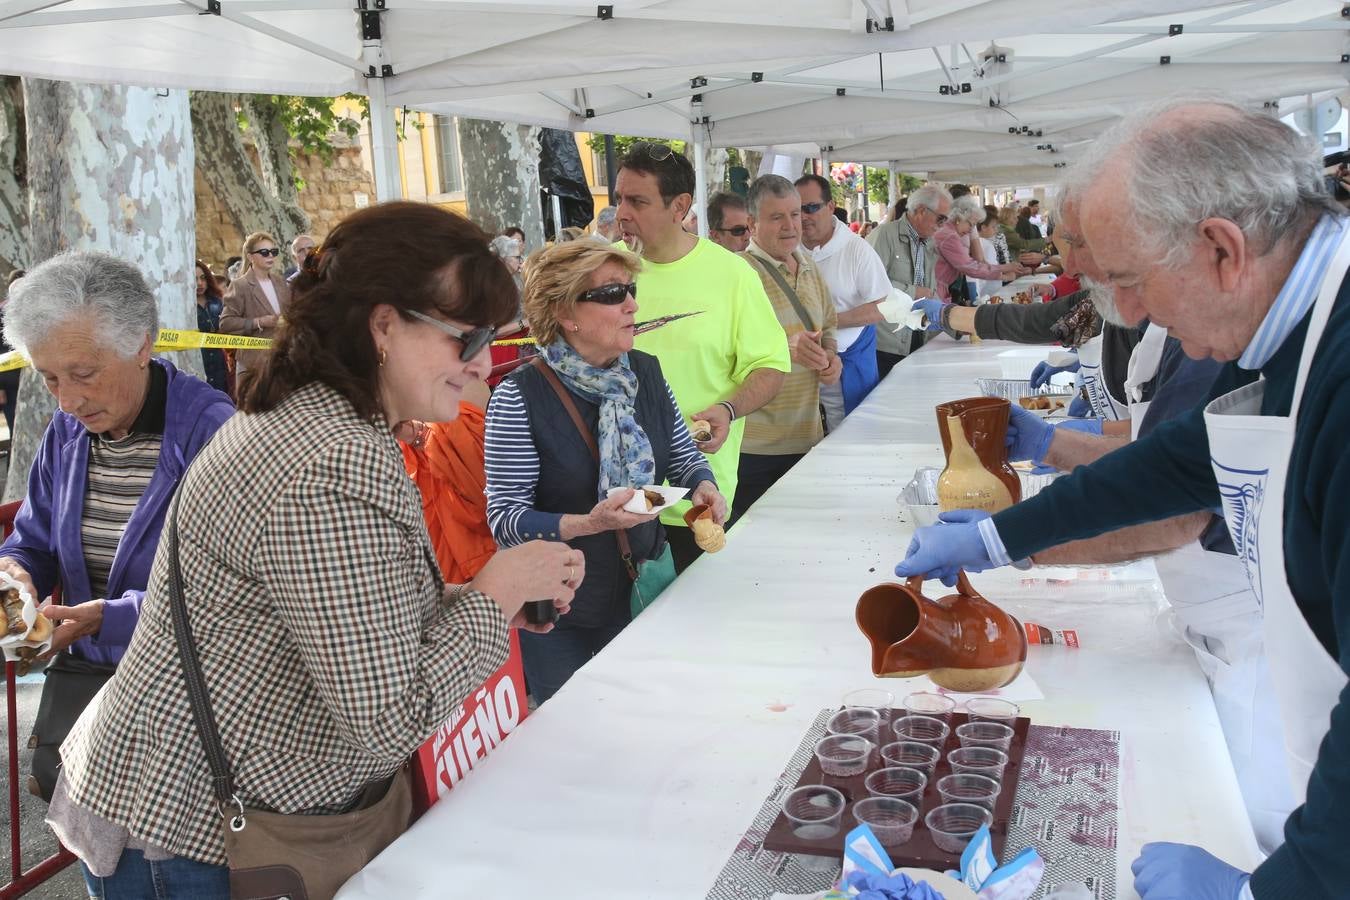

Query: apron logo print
<box><xmin>1214</xmin><ymin>461</ymin><xmax>1268</xmax><ymax>609</ymax></box>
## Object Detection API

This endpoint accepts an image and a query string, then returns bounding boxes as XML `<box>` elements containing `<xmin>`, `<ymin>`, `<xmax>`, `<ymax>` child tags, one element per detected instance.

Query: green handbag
<box><xmin>631</xmin><ymin>544</ymin><xmax>677</xmax><ymax>618</ymax></box>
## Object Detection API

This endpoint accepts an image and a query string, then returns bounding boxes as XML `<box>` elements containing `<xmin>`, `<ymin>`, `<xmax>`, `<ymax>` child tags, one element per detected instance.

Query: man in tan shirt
<box><xmin>735</xmin><ymin>175</ymin><xmax>840</xmax><ymax>520</ymax></box>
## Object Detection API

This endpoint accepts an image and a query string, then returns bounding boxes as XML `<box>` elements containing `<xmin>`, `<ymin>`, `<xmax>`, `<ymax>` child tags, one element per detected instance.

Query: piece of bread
<box><xmin>690</xmin><ymin>419</ymin><xmax>713</xmax><ymax>443</ymax></box>
<box><xmin>25</xmin><ymin>609</ymin><xmax>52</xmax><ymax>643</ymax></box>
<box><xmin>642</xmin><ymin>489</ymin><xmax>663</xmax><ymax>511</ymax></box>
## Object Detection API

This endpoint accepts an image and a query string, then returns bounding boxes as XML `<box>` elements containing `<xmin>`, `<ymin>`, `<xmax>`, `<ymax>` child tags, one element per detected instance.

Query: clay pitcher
<box><xmin>855</xmin><ymin>573</ymin><xmax>1028</xmax><ymax>692</ymax></box>
<box><xmin>935</xmin><ymin>397</ymin><xmax>1021</xmax><ymax>513</ymax></box>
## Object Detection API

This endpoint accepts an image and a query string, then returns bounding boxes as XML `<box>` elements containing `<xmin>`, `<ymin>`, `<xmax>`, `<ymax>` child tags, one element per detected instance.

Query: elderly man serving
<box><xmin>897</xmin><ymin>96</ymin><xmax>1350</xmax><ymax>899</ymax></box>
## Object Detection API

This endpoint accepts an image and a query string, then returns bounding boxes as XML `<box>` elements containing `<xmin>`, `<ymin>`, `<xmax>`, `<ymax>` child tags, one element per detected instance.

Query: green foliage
<box><xmin>262</xmin><ymin>94</ymin><xmax>364</xmax><ymax>164</ymax></box>
<box><xmin>583</xmin><ymin>134</ymin><xmax>687</xmax><ymax>159</ymax></box>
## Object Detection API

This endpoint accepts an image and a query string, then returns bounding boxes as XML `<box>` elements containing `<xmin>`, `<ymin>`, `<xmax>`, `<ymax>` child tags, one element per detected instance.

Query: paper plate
<box><xmin>892</xmin><ymin>867</ymin><xmax>979</xmax><ymax>900</ymax></box>
<box><xmin>605</xmin><ymin>485</ymin><xmax>689</xmax><ymax>515</ymax></box>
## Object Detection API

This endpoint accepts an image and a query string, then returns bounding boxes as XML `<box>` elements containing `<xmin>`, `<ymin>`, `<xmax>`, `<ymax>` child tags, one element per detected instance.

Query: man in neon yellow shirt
<box><xmin>616</xmin><ymin>142</ymin><xmax>791</xmax><ymax>571</ymax></box>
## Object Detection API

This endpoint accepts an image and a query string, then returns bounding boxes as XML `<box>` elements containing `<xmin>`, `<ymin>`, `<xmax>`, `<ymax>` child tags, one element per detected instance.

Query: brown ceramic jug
<box><xmin>935</xmin><ymin>397</ymin><xmax>1021</xmax><ymax>514</ymax></box>
<box><xmin>855</xmin><ymin>573</ymin><xmax>1028</xmax><ymax>692</ymax></box>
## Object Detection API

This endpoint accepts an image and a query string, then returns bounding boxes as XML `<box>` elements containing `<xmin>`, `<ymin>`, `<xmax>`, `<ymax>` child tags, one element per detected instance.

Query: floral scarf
<box><xmin>542</xmin><ymin>338</ymin><xmax>656</xmax><ymax>499</ymax></box>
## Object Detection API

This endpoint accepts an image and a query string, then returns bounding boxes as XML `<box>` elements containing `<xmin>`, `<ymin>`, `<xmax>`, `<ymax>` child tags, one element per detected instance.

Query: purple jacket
<box><xmin>0</xmin><ymin>359</ymin><xmax>234</xmax><ymax>665</ymax></box>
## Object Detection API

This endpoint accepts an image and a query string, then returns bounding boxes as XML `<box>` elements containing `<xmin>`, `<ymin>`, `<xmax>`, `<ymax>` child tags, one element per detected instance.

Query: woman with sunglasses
<box><xmin>219</xmin><ymin>231</ymin><xmax>293</xmax><ymax>388</ymax></box>
<box><xmin>52</xmin><ymin>204</ymin><xmax>581</xmax><ymax>897</ymax></box>
<box><xmin>485</xmin><ymin>241</ymin><xmax>725</xmax><ymax>704</ymax></box>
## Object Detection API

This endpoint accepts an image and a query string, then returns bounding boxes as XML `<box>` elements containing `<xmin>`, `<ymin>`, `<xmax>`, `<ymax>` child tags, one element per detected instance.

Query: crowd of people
<box><xmin>2</xmin><ymin>94</ymin><xmax>1348</xmax><ymax>900</ymax></box>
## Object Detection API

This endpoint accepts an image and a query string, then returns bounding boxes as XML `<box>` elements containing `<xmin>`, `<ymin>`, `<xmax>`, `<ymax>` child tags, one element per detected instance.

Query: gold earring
<box><xmin>378</xmin><ymin>347</ymin><xmax>387</xmax><ymax>367</ymax></box>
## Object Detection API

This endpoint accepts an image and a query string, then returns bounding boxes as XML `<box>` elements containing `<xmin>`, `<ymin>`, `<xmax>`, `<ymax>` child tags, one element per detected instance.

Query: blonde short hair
<box><xmin>242</xmin><ymin>231</ymin><xmax>279</xmax><ymax>258</ymax></box>
<box><xmin>997</xmin><ymin>207</ymin><xmax>1017</xmax><ymax>227</ymax></box>
<box><xmin>523</xmin><ymin>242</ymin><xmax>641</xmax><ymax>346</ymax></box>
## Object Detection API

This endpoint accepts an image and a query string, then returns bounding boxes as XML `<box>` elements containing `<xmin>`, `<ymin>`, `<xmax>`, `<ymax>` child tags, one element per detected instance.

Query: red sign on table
<box><xmin>411</xmin><ymin>630</ymin><xmax>529</xmax><ymax>815</ymax></box>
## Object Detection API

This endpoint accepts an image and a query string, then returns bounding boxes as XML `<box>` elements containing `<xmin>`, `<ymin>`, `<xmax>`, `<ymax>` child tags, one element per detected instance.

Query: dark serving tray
<box><xmin>762</xmin><ymin>710</ymin><xmax>1030</xmax><ymax>871</ymax></box>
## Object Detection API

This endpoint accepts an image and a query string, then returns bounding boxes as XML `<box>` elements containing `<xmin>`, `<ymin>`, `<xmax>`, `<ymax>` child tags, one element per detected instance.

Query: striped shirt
<box><xmin>81</xmin><ymin>363</ymin><xmax>167</xmax><ymax>600</ymax></box>
<box><xmin>484</xmin><ymin>378</ymin><xmax>714</xmax><ymax>548</ymax></box>
<box><xmin>740</xmin><ymin>242</ymin><xmax>838</xmax><ymax>455</ymax></box>
<box><xmin>1239</xmin><ymin>213</ymin><xmax>1350</xmax><ymax>370</ymax></box>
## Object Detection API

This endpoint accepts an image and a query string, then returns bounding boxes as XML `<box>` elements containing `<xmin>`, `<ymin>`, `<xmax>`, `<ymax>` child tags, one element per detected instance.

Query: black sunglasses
<box><xmin>801</xmin><ymin>201</ymin><xmax>830</xmax><ymax>215</ymax></box>
<box><xmin>252</xmin><ymin>248</ymin><xmax>281</xmax><ymax>258</ymax></box>
<box><xmin>714</xmin><ymin>226</ymin><xmax>749</xmax><ymax>236</ymax></box>
<box><xmin>404</xmin><ymin>309</ymin><xmax>498</xmax><ymax>361</ymax></box>
<box><xmin>578</xmin><ymin>282</ymin><xmax>637</xmax><ymax>305</ymax></box>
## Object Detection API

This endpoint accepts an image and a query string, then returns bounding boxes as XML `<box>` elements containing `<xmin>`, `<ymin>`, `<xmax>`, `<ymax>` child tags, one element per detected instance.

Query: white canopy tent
<box><xmin>0</xmin><ymin>0</ymin><xmax>1258</xmax><ymax>205</ymax></box>
<box><xmin>396</xmin><ymin>0</ymin><xmax>1350</xmax><ymax>190</ymax></box>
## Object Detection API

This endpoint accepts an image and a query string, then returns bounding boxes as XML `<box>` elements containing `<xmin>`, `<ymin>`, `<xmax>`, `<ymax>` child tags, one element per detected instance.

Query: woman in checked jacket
<box><xmin>49</xmin><ymin>203</ymin><xmax>585</xmax><ymax>899</ymax></box>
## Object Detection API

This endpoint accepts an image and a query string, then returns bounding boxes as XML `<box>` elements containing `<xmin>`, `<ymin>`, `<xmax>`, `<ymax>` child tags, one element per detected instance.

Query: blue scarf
<box><xmin>542</xmin><ymin>339</ymin><xmax>656</xmax><ymax>499</ymax></box>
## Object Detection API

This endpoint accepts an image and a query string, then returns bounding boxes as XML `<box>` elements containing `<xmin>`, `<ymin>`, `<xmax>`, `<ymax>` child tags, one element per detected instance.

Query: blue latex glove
<box><xmin>1005</xmin><ymin>404</ymin><xmax>1055</xmax><ymax>464</ymax></box>
<box><xmin>1055</xmin><ymin>417</ymin><xmax>1103</xmax><ymax>435</ymax></box>
<box><xmin>1131</xmin><ymin>843</ymin><xmax>1249</xmax><ymax>900</ymax></box>
<box><xmin>895</xmin><ymin>510</ymin><xmax>998</xmax><ymax>587</ymax></box>
<box><xmin>1067</xmin><ymin>394</ymin><xmax>1092</xmax><ymax>418</ymax></box>
<box><xmin>911</xmin><ymin>298</ymin><xmax>946</xmax><ymax>333</ymax></box>
<box><xmin>1030</xmin><ymin>359</ymin><xmax>1079</xmax><ymax>389</ymax></box>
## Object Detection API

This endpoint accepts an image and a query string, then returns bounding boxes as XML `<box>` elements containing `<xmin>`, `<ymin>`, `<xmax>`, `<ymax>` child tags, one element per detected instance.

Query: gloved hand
<box><xmin>895</xmin><ymin>510</ymin><xmax>999</xmax><ymax>587</ymax></box>
<box><xmin>911</xmin><ymin>298</ymin><xmax>946</xmax><ymax>333</ymax></box>
<box><xmin>1055</xmin><ymin>417</ymin><xmax>1103</xmax><ymax>436</ymax></box>
<box><xmin>1006</xmin><ymin>404</ymin><xmax>1055</xmax><ymax>464</ymax></box>
<box><xmin>1030</xmin><ymin>359</ymin><xmax>1080</xmax><ymax>390</ymax></box>
<box><xmin>1067</xmin><ymin>394</ymin><xmax>1093</xmax><ymax>418</ymax></box>
<box><xmin>1131</xmin><ymin>843</ymin><xmax>1249</xmax><ymax>900</ymax></box>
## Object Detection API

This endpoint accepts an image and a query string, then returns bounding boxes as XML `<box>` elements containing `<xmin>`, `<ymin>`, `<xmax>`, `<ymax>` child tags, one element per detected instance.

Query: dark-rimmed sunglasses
<box><xmin>578</xmin><ymin>282</ymin><xmax>638</xmax><ymax>305</ymax></box>
<box><xmin>405</xmin><ymin>309</ymin><xmax>498</xmax><ymax>360</ymax></box>
<box><xmin>801</xmin><ymin>201</ymin><xmax>830</xmax><ymax>215</ymax></box>
<box><xmin>252</xmin><ymin>248</ymin><xmax>281</xmax><ymax>258</ymax></box>
<box><xmin>714</xmin><ymin>226</ymin><xmax>749</xmax><ymax>236</ymax></box>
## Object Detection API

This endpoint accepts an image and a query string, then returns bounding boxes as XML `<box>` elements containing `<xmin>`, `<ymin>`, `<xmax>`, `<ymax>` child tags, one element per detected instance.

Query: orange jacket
<box><xmin>399</xmin><ymin>403</ymin><xmax>497</xmax><ymax>584</ymax></box>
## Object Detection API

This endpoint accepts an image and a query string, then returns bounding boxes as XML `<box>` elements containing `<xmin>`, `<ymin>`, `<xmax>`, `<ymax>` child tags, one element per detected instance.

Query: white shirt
<box><xmin>805</xmin><ymin>217</ymin><xmax>892</xmax><ymax>352</ymax></box>
<box><xmin>977</xmin><ymin>237</ymin><xmax>1002</xmax><ymax>298</ymax></box>
<box><xmin>258</xmin><ymin>277</ymin><xmax>280</xmax><ymax>315</ymax></box>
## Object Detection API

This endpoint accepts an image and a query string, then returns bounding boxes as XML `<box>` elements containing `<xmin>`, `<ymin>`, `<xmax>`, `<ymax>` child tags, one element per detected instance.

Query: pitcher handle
<box><xmin>905</xmin><ymin>575</ymin><xmax>926</xmax><ymax>593</ymax></box>
<box><xmin>906</xmin><ymin>572</ymin><xmax>978</xmax><ymax>597</ymax></box>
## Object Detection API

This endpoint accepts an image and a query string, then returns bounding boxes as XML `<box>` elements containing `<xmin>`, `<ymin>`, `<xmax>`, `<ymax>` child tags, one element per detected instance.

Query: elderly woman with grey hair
<box><xmin>0</xmin><ymin>251</ymin><xmax>233</xmax><ymax>803</ymax></box>
<box><xmin>933</xmin><ymin>195</ymin><xmax>1025</xmax><ymax>302</ymax></box>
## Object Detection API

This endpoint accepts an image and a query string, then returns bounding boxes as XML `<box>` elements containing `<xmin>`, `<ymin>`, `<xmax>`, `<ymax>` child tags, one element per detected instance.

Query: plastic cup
<box><xmin>903</xmin><ymin>691</ymin><xmax>956</xmax><ymax>723</ymax></box>
<box><xmin>925</xmin><ymin>802</ymin><xmax>993</xmax><ymax>853</ymax></box>
<box><xmin>892</xmin><ymin>714</ymin><xmax>950</xmax><ymax>747</ymax></box>
<box><xmin>826</xmin><ymin>707</ymin><xmax>881</xmax><ymax>743</ymax></box>
<box><xmin>864</xmin><ymin>766</ymin><xmax>928</xmax><ymax>803</ymax></box>
<box><xmin>814</xmin><ymin>734</ymin><xmax>875</xmax><ymax>776</ymax></box>
<box><xmin>782</xmin><ymin>784</ymin><xmax>846</xmax><ymax>840</ymax></box>
<box><xmin>956</xmin><ymin>721</ymin><xmax>1014</xmax><ymax>751</ymax></box>
<box><xmin>963</xmin><ymin>697</ymin><xmax>1020</xmax><ymax>725</ymax></box>
<box><xmin>842</xmin><ymin>688</ymin><xmax>894</xmax><ymax>715</ymax></box>
<box><xmin>936</xmin><ymin>773</ymin><xmax>1001</xmax><ymax>810</ymax></box>
<box><xmin>947</xmin><ymin>746</ymin><xmax>1010</xmax><ymax>780</ymax></box>
<box><xmin>852</xmin><ymin>796</ymin><xmax>918</xmax><ymax>846</ymax></box>
<box><xmin>880</xmin><ymin>741</ymin><xmax>940</xmax><ymax>776</ymax></box>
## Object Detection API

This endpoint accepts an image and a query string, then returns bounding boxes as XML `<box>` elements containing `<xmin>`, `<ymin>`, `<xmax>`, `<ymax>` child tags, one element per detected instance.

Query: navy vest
<box><xmin>508</xmin><ymin>350</ymin><xmax>672</xmax><ymax>629</ymax></box>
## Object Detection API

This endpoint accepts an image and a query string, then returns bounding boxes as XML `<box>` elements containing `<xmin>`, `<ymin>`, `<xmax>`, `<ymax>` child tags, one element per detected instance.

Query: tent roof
<box><xmin>400</xmin><ymin>0</ymin><xmax>1347</xmax><ymax>184</ymax></box>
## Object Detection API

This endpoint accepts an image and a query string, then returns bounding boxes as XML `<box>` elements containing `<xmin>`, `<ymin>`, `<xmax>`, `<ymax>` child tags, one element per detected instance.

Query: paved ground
<box><xmin>0</xmin><ymin>672</ymin><xmax>87</xmax><ymax>899</ymax></box>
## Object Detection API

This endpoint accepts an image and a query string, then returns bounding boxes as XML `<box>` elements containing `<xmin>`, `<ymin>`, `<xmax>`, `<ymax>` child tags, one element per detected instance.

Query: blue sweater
<box><xmin>993</xmin><ymin>275</ymin><xmax>1350</xmax><ymax>898</ymax></box>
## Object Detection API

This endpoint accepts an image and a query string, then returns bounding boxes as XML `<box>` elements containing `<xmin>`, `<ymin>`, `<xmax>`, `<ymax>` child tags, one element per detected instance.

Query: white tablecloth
<box><xmin>338</xmin><ymin>333</ymin><xmax>1261</xmax><ymax>900</ymax></box>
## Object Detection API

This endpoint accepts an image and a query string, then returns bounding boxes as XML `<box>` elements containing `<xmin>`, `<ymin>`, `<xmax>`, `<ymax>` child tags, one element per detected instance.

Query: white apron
<box><xmin>1204</xmin><ymin>228</ymin><xmax>1350</xmax><ymax>805</ymax></box>
<box><xmin>1127</xmin><ymin>322</ymin><xmax>1293</xmax><ymax>849</ymax></box>
<box><xmin>1076</xmin><ymin>333</ymin><xmax>1129</xmax><ymax>421</ymax></box>
<box><xmin>1123</xmin><ymin>322</ymin><xmax>1169</xmax><ymax>440</ymax></box>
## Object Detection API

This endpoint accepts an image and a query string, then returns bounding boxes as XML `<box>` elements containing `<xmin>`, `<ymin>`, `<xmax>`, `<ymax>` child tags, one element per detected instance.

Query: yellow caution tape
<box><xmin>0</xmin><ymin>328</ymin><xmax>538</xmax><ymax>373</ymax></box>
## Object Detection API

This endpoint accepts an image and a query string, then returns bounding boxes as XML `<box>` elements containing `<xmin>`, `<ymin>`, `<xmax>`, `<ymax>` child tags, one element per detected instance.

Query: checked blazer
<box><xmin>58</xmin><ymin>381</ymin><xmax>510</xmax><ymax>865</ymax></box>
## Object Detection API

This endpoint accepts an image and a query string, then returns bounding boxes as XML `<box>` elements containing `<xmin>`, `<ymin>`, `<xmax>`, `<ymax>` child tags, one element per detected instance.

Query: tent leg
<box><xmin>887</xmin><ymin>161</ymin><xmax>898</xmax><ymax>218</ymax></box>
<box><xmin>692</xmin><ymin>131</ymin><xmax>709</xmax><ymax>238</ymax></box>
<box><xmin>550</xmin><ymin>193</ymin><xmax>563</xmax><ymax>239</ymax></box>
<box><xmin>366</xmin><ymin>76</ymin><xmax>401</xmax><ymax>203</ymax></box>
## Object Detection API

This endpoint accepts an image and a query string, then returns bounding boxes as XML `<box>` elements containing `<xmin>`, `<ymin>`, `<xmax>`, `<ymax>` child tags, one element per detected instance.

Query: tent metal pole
<box><xmin>365</xmin><ymin>76</ymin><xmax>402</xmax><ymax>202</ymax></box>
<box><xmin>692</xmin><ymin>130</ymin><xmax>709</xmax><ymax>238</ymax></box>
<box><xmin>551</xmin><ymin>193</ymin><xmax>564</xmax><ymax>239</ymax></box>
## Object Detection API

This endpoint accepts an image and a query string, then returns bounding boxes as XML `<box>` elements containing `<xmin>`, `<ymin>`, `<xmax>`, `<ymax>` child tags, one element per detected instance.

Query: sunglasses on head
<box><xmin>634</xmin><ymin>142</ymin><xmax>676</xmax><ymax>162</ymax></box>
<box><xmin>404</xmin><ymin>309</ymin><xmax>498</xmax><ymax>361</ymax></box>
<box><xmin>714</xmin><ymin>226</ymin><xmax>749</xmax><ymax>236</ymax></box>
<box><xmin>578</xmin><ymin>282</ymin><xmax>637</xmax><ymax>305</ymax></box>
<box><xmin>252</xmin><ymin>248</ymin><xmax>281</xmax><ymax>258</ymax></box>
<box><xmin>801</xmin><ymin>201</ymin><xmax>830</xmax><ymax>215</ymax></box>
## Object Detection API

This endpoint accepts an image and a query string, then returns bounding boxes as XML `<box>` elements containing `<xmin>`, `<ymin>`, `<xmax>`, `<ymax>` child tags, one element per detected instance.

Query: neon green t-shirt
<box><xmin>633</xmin><ymin>238</ymin><xmax>791</xmax><ymax>526</ymax></box>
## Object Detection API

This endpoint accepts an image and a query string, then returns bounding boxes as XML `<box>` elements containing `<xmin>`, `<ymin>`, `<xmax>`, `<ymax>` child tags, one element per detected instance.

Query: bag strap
<box><xmin>747</xmin><ymin>253</ymin><xmax>817</xmax><ymax>332</ymax></box>
<box><xmin>530</xmin><ymin>359</ymin><xmax>638</xmax><ymax>580</ymax></box>
<box><xmin>164</xmin><ymin>489</ymin><xmax>243</xmax><ymax>825</ymax></box>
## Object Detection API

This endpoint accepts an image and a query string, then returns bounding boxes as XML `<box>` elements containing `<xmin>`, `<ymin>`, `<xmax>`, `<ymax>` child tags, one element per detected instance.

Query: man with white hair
<box><xmin>594</xmin><ymin>206</ymin><xmax>621</xmax><ymax>243</ymax></box>
<box><xmin>898</xmin><ymin>96</ymin><xmax>1350</xmax><ymax>899</ymax></box>
<box><xmin>286</xmin><ymin>233</ymin><xmax>316</xmax><ymax>280</ymax></box>
<box><xmin>866</xmin><ymin>183</ymin><xmax>952</xmax><ymax>377</ymax></box>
